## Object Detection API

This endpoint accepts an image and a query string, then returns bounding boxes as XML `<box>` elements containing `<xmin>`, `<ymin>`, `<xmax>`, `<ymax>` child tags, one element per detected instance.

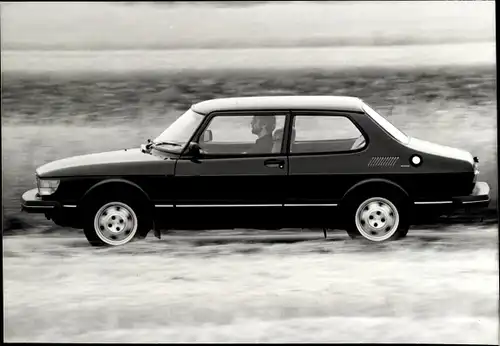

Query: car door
<box><xmin>285</xmin><ymin>110</ymin><xmax>369</xmax><ymax>206</ymax></box>
<box><xmin>174</xmin><ymin>110</ymin><xmax>289</xmax><ymax>207</ymax></box>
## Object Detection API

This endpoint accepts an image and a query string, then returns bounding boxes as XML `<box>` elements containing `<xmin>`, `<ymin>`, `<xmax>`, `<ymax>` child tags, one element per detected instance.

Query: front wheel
<box><xmin>83</xmin><ymin>198</ymin><xmax>150</xmax><ymax>247</ymax></box>
<box><xmin>344</xmin><ymin>194</ymin><xmax>410</xmax><ymax>242</ymax></box>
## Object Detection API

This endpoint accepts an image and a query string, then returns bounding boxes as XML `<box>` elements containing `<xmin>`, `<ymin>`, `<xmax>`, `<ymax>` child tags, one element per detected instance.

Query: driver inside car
<box><xmin>246</xmin><ymin>115</ymin><xmax>276</xmax><ymax>154</ymax></box>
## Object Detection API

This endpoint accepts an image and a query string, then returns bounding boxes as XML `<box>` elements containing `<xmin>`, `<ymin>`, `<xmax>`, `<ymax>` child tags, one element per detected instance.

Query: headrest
<box><xmin>273</xmin><ymin>128</ymin><xmax>285</xmax><ymax>140</ymax></box>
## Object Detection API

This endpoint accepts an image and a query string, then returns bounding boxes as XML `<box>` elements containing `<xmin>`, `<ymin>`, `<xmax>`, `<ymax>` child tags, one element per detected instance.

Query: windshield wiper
<box><xmin>142</xmin><ymin>139</ymin><xmax>182</xmax><ymax>154</ymax></box>
<box><xmin>151</xmin><ymin>141</ymin><xmax>182</xmax><ymax>148</ymax></box>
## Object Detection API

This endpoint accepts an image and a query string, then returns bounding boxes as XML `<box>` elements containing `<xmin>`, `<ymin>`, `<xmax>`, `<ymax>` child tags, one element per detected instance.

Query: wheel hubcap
<box><xmin>355</xmin><ymin>197</ymin><xmax>400</xmax><ymax>241</ymax></box>
<box><xmin>94</xmin><ymin>202</ymin><xmax>137</xmax><ymax>245</ymax></box>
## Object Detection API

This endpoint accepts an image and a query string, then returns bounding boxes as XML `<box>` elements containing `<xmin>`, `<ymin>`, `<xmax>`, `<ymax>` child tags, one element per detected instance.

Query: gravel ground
<box><xmin>3</xmin><ymin>225</ymin><xmax>498</xmax><ymax>343</ymax></box>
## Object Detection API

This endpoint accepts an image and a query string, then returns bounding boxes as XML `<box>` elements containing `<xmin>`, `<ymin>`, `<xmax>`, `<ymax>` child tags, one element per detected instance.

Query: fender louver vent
<box><xmin>368</xmin><ymin>156</ymin><xmax>400</xmax><ymax>167</ymax></box>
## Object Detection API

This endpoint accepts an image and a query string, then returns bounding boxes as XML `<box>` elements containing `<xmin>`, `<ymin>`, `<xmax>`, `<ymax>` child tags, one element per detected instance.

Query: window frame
<box><xmin>187</xmin><ymin>109</ymin><xmax>291</xmax><ymax>159</ymax></box>
<box><xmin>287</xmin><ymin>110</ymin><xmax>370</xmax><ymax>156</ymax></box>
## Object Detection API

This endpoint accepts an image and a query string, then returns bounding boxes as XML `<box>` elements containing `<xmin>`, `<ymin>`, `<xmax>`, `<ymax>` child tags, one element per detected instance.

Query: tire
<box><xmin>343</xmin><ymin>190</ymin><xmax>410</xmax><ymax>242</ymax></box>
<box><xmin>83</xmin><ymin>195</ymin><xmax>152</xmax><ymax>247</ymax></box>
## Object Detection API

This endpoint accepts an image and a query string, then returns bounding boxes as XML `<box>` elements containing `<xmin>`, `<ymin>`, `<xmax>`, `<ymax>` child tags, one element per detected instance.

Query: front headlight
<box><xmin>37</xmin><ymin>177</ymin><xmax>60</xmax><ymax>196</ymax></box>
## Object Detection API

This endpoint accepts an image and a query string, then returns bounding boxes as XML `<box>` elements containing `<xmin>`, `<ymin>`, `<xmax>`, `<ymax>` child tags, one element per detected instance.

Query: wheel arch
<box><xmin>341</xmin><ymin>178</ymin><xmax>411</xmax><ymax>206</ymax></box>
<box><xmin>80</xmin><ymin>178</ymin><xmax>152</xmax><ymax>207</ymax></box>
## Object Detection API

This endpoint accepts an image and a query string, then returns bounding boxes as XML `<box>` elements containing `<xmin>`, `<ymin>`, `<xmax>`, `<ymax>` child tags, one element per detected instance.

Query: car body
<box><xmin>21</xmin><ymin>96</ymin><xmax>490</xmax><ymax>246</ymax></box>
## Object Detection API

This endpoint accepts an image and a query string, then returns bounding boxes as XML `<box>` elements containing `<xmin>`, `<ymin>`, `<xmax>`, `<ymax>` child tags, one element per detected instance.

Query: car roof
<box><xmin>191</xmin><ymin>96</ymin><xmax>365</xmax><ymax>115</ymax></box>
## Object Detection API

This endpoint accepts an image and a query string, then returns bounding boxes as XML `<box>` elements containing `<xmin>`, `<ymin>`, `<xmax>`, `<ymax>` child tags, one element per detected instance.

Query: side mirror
<box><xmin>187</xmin><ymin>141</ymin><xmax>202</xmax><ymax>157</ymax></box>
<box><xmin>202</xmin><ymin>129</ymin><xmax>213</xmax><ymax>143</ymax></box>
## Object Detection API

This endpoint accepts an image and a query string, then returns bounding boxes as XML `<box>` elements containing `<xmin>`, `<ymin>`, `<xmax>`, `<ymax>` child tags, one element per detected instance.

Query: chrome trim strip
<box><xmin>159</xmin><ymin>203</ymin><xmax>340</xmax><ymax>208</ymax></box>
<box><xmin>63</xmin><ymin>205</ymin><xmax>77</xmax><ymax>208</ymax></box>
<box><xmin>284</xmin><ymin>203</ymin><xmax>338</xmax><ymax>207</ymax></box>
<box><xmin>26</xmin><ymin>205</ymin><xmax>55</xmax><ymax>209</ymax></box>
<box><xmin>462</xmin><ymin>199</ymin><xmax>489</xmax><ymax>204</ymax></box>
<box><xmin>176</xmin><ymin>204</ymin><xmax>282</xmax><ymax>207</ymax></box>
<box><xmin>414</xmin><ymin>201</ymin><xmax>453</xmax><ymax>205</ymax></box>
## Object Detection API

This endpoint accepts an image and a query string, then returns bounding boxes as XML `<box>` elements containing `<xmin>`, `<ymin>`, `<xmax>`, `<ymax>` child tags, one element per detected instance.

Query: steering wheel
<box><xmin>351</xmin><ymin>135</ymin><xmax>366</xmax><ymax>150</ymax></box>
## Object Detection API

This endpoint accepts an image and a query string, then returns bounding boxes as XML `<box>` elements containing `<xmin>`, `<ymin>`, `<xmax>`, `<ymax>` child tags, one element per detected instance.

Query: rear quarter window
<box><xmin>291</xmin><ymin>115</ymin><xmax>365</xmax><ymax>154</ymax></box>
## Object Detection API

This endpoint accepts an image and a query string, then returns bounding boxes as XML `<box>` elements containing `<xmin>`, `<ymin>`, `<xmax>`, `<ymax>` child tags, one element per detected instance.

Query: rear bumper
<box><xmin>451</xmin><ymin>181</ymin><xmax>491</xmax><ymax>207</ymax></box>
<box><xmin>415</xmin><ymin>182</ymin><xmax>490</xmax><ymax>211</ymax></box>
<box><xmin>21</xmin><ymin>188</ymin><xmax>61</xmax><ymax>213</ymax></box>
<box><xmin>452</xmin><ymin>182</ymin><xmax>490</xmax><ymax>207</ymax></box>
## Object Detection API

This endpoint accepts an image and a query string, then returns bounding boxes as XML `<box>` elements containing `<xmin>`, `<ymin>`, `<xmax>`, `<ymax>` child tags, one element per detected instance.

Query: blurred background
<box><xmin>1</xmin><ymin>1</ymin><xmax>498</xmax><ymax>343</ymax></box>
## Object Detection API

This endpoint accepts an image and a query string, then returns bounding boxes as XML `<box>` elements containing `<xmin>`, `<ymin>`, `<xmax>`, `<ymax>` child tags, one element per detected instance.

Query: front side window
<box><xmin>199</xmin><ymin>112</ymin><xmax>286</xmax><ymax>155</ymax></box>
<box><xmin>153</xmin><ymin>109</ymin><xmax>205</xmax><ymax>152</ymax></box>
<box><xmin>291</xmin><ymin>114</ymin><xmax>366</xmax><ymax>154</ymax></box>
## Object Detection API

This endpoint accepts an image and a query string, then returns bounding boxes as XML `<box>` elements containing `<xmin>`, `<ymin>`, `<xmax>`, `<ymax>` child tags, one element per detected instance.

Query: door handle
<box><xmin>264</xmin><ymin>159</ymin><xmax>285</xmax><ymax>169</ymax></box>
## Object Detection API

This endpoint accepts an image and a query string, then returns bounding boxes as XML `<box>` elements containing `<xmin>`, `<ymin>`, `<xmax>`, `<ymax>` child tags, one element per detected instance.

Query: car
<box><xmin>21</xmin><ymin>95</ymin><xmax>490</xmax><ymax>246</ymax></box>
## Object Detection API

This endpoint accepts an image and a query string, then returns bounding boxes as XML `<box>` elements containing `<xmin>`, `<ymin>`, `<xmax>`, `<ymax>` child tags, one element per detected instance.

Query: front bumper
<box><xmin>21</xmin><ymin>188</ymin><xmax>61</xmax><ymax>213</ymax></box>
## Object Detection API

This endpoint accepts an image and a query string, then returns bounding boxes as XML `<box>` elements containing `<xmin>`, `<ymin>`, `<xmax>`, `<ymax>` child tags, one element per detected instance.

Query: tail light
<box><xmin>473</xmin><ymin>157</ymin><xmax>480</xmax><ymax>183</ymax></box>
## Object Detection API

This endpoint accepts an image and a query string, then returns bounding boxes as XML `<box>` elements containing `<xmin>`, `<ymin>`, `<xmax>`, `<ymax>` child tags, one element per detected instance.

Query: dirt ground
<box><xmin>3</xmin><ymin>225</ymin><xmax>498</xmax><ymax>343</ymax></box>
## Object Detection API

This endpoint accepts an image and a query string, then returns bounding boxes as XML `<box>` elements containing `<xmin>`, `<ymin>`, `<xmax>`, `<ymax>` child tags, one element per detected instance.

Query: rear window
<box><xmin>362</xmin><ymin>103</ymin><xmax>409</xmax><ymax>145</ymax></box>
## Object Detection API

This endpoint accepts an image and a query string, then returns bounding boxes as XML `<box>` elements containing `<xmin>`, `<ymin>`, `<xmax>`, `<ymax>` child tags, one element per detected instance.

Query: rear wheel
<box><xmin>344</xmin><ymin>191</ymin><xmax>410</xmax><ymax>242</ymax></box>
<box><xmin>83</xmin><ymin>196</ymin><xmax>151</xmax><ymax>247</ymax></box>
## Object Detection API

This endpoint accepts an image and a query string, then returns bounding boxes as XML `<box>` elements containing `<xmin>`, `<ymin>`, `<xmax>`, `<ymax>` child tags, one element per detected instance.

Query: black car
<box><xmin>21</xmin><ymin>96</ymin><xmax>490</xmax><ymax>246</ymax></box>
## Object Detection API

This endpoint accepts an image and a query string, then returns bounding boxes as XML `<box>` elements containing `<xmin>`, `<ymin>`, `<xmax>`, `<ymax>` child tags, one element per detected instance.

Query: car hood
<box><xmin>406</xmin><ymin>137</ymin><xmax>474</xmax><ymax>165</ymax></box>
<box><xmin>36</xmin><ymin>148</ymin><xmax>176</xmax><ymax>178</ymax></box>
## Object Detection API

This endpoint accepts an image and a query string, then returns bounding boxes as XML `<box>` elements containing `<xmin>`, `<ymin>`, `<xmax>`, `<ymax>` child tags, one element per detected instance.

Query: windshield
<box><xmin>153</xmin><ymin>109</ymin><xmax>205</xmax><ymax>151</ymax></box>
<box><xmin>362</xmin><ymin>103</ymin><xmax>410</xmax><ymax>145</ymax></box>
